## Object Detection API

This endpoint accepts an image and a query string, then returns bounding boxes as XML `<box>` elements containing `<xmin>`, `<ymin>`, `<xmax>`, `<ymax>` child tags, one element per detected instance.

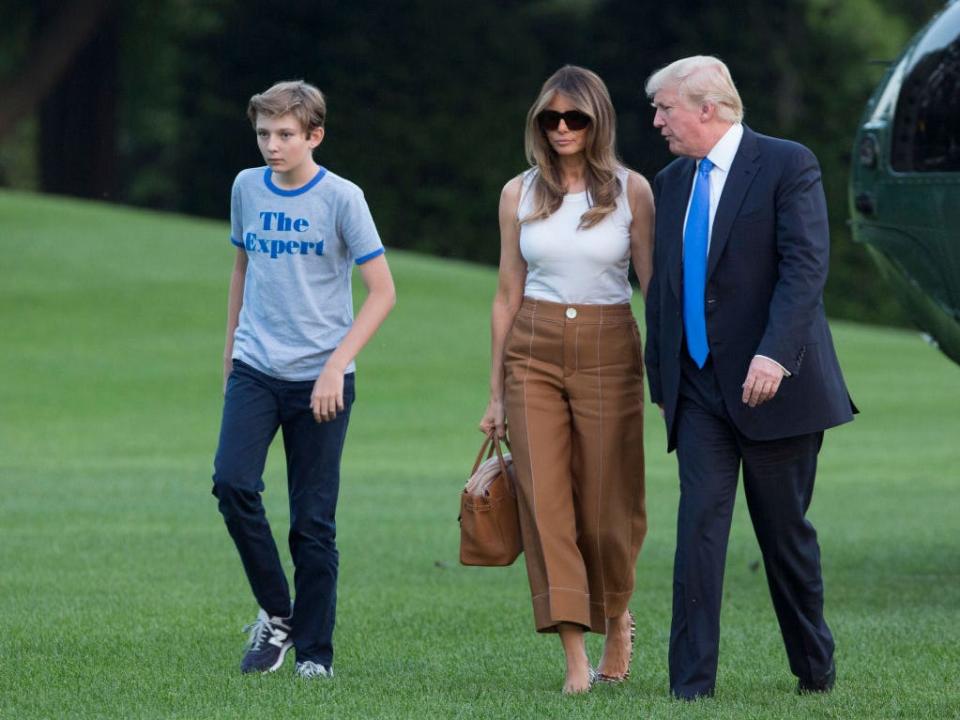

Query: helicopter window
<box><xmin>891</xmin><ymin>36</ymin><xmax>960</xmax><ymax>172</ymax></box>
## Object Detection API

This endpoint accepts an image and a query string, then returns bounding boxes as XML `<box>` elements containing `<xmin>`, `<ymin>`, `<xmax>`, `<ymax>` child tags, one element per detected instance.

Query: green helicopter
<box><xmin>850</xmin><ymin>0</ymin><xmax>960</xmax><ymax>365</ymax></box>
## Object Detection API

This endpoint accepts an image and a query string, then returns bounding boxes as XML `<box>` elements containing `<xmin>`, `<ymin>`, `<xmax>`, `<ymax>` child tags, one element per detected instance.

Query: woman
<box><xmin>480</xmin><ymin>65</ymin><xmax>654</xmax><ymax>694</ymax></box>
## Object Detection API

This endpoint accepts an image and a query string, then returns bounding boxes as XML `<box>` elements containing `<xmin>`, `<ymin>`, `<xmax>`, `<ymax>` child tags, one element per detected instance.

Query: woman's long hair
<box><xmin>521</xmin><ymin>65</ymin><xmax>622</xmax><ymax>229</ymax></box>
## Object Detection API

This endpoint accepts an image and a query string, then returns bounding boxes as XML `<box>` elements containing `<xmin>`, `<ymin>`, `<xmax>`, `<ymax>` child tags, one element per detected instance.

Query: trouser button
<box><xmin>565</xmin><ymin>307</ymin><xmax>578</xmax><ymax>319</ymax></box>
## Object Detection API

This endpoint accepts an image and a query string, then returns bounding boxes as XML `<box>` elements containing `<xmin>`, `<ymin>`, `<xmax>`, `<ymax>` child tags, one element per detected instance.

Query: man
<box><xmin>643</xmin><ymin>56</ymin><xmax>856</xmax><ymax>700</ymax></box>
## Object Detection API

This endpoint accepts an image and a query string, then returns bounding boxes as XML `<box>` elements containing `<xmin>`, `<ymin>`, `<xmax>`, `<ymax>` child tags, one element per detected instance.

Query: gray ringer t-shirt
<box><xmin>229</xmin><ymin>166</ymin><xmax>385</xmax><ymax>381</ymax></box>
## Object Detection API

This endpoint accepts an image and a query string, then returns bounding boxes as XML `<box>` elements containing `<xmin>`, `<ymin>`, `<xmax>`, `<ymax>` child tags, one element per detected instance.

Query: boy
<box><xmin>212</xmin><ymin>80</ymin><xmax>396</xmax><ymax>679</ymax></box>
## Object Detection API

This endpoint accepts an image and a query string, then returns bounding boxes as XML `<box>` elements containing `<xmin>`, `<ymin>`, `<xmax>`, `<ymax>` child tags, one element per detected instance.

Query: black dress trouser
<box><xmin>669</xmin><ymin>352</ymin><xmax>834</xmax><ymax>699</ymax></box>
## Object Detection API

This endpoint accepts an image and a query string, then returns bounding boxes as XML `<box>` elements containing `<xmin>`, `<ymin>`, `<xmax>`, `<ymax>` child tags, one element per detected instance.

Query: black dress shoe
<box><xmin>797</xmin><ymin>661</ymin><xmax>836</xmax><ymax>694</ymax></box>
<box><xmin>671</xmin><ymin>687</ymin><xmax>715</xmax><ymax>701</ymax></box>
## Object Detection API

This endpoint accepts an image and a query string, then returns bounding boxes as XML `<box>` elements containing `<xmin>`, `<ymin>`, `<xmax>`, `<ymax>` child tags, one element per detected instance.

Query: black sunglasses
<box><xmin>537</xmin><ymin>110</ymin><xmax>592</xmax><ymax>132</ymax></box>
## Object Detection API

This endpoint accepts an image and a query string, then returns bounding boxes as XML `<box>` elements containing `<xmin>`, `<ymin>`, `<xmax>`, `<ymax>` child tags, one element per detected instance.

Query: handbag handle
<box><xmin>471</xmin><ymin>432</ymin><xmax>512</xmax><ymax>481</ymax></box>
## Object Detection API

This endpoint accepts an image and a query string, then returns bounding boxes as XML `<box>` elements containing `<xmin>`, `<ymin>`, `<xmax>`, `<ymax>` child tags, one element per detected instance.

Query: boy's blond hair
<box><xmin>247</xmin><ymin>80</ymin><xmax>326</xmax><ymax>134</ymax></box>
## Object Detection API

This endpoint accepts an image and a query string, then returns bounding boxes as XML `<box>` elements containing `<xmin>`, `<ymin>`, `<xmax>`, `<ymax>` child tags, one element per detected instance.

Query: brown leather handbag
<box><xmin>459</xmin><ymin>433</ymin><xmax>522</xmax><ymax>566</ymax></box>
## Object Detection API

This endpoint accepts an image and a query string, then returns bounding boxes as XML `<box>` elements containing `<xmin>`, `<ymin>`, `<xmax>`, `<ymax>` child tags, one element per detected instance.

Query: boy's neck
<box><xmin>270</xmin><ymin>158</ymin><xmax>321</xmax><ymax>190</ymax></box>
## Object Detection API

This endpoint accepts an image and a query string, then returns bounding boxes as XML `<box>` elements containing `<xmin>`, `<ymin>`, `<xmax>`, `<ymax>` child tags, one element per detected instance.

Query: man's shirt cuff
<box><xmin>755</xmin><ymin>354</ymin><xmax>791</xmax><ymax>377</ymax></box>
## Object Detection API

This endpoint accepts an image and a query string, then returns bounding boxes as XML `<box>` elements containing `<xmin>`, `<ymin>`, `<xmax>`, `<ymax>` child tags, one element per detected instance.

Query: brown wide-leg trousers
<box><xmin>504</xmin><ymin>298</ymin><xmax>647</xmax><ymax>633</ymax></box>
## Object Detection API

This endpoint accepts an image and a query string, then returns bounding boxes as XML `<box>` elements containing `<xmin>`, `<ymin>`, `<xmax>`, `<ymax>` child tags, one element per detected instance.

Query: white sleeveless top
<box><xmin>518</xmin><ymin>167</ymin><xmax>633</xmax><ymax>304</ymax></box>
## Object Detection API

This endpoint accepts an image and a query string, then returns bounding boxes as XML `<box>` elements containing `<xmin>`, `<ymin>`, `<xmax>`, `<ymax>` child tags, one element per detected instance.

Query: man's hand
<box><xmin>311</xmin><ymin>366</ymin><xmax>345</xmax><ymax>422</ymax></box>
<box><xmin>741</xmin><ymin>355</ymin><xmax>785</xmax><ymax>407</ymax></box>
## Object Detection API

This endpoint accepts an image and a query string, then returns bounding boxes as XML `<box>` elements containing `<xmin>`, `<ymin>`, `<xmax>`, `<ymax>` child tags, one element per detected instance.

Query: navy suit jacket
<box><xmin>645</xmin><ymin>126</ymin><xmax>856</xmax><ymax>451</ymax></box>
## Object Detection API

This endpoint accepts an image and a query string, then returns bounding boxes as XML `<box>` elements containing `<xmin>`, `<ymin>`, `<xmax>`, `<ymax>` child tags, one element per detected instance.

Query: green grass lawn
<box><xmin>1</xmin><ymin>189</ymin><xmax>958</xmax><ymax>719</ymax></box>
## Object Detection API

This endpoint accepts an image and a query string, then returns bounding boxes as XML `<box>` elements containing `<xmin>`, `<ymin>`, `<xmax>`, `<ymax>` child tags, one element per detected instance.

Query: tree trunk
<box><xmin>0</xmin><ymin>0</ymin><xmax>113</xmax><ymax>140</ymax></box>
<box><xmin>38</xmin><ymin>10</ymin><xmax>119</xmax><ymax>200</ymax></box>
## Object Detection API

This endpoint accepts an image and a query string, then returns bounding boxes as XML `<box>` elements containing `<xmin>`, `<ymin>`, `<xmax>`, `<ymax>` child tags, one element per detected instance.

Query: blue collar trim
<box><xmin>263</xmin><ymin>166</ymin><xmax>327</xmax><ymax>196</ymax></box>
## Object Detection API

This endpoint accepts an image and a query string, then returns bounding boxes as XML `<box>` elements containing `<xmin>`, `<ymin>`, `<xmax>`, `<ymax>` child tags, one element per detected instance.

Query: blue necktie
<box><xmin>683</xmin><ymin>157</ymin><xmax>714</xmax><ymax>368</ymax></box>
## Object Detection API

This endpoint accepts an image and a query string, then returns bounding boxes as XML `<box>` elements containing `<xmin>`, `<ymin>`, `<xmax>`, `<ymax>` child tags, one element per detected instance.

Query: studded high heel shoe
<box><xmin>595</xmin><ymin>610</ymin><xmax>635</xmax><ymax>684</ymax></box>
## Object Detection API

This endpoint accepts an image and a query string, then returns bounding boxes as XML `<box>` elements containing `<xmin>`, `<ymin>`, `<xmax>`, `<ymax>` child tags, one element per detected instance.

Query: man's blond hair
<box><xmin>645</xmin><ymin>56</ymin><xmax>744</xmax><ymax>123</ymax></box>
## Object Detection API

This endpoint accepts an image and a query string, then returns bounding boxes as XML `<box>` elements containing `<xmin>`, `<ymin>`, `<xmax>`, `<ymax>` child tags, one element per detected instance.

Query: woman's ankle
<box><xmin>557</xmin><ymin>622</ymin><xmax>591</xmax><ymax>693</ymax></box>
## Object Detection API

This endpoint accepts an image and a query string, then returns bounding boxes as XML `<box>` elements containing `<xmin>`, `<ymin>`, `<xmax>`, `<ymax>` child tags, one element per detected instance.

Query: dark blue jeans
<box><xmin>212</xmin><ymin>359</ymin><xmax>354</xmax><ymax>667</ymax></box>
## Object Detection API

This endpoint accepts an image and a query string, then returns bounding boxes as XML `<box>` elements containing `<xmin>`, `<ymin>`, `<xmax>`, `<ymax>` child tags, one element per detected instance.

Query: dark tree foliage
<box><xmin>1</xmin><ymin>0</ymin><xmax>944</xmax><ymax>325</ymax></box>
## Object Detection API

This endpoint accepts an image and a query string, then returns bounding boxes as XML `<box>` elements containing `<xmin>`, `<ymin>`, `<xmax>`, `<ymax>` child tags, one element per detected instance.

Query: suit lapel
<box><xmin>706</xmin><ymin>126</ymin><xmax>760</xmax><ymax>280</ymax></box>
<box><xmin>666</xmin><ymin>159</ymin><xmax>696</xmax><ymax>299</ymax></box>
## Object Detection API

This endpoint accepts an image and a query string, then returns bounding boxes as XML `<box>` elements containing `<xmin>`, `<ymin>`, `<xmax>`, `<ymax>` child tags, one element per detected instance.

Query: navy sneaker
<box><xmin>240</xmin><ymin>609</ymin><xmax>292</xmax><ymax>673</ymax></box>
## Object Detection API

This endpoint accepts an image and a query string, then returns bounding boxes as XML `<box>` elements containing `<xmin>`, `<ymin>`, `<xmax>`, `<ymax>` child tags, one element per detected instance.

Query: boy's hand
<box><xmin>311</xmin><ymin>366</ymin><xmax>345</xmax><ymax>422</ymax></box>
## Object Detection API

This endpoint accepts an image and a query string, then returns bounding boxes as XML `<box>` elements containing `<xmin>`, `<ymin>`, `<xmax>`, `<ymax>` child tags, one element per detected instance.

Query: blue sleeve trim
<box><xmin>230</xmin><ymin>236</ymin><xmax>243</xmax><ymax>248</ymax></box>
<box><xmin>355</xmin><ymin>247</ymin><xmax>385</xmax><ymax>265</ymax></box>
<box><xmin>262</xmin><ymin>166</ymin><xmax>328</xmax><ymax>197</ymax></box>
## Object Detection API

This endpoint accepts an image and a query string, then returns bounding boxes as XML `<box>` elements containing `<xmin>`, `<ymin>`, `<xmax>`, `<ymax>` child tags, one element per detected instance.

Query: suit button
<box><xmin>706</xmin><ymin>298</ymin><xmax>717</xmax><ymax>305</ymax></box>
<box><xmin>565</xmin><ymin>307</ymin><xmax>578</xmax><ymax>319</ymax></box>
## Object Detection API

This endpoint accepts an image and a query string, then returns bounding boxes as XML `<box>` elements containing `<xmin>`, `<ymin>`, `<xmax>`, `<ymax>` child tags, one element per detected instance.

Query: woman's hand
<box><xmin>311</xmin><ymin>365</ymin><xmax>345</xmax><ymax>422</ymax></box>
<box><xmin>480</xmin><ymin>396</ymin><xmax>507</xmax><ymax>438</ymax></box>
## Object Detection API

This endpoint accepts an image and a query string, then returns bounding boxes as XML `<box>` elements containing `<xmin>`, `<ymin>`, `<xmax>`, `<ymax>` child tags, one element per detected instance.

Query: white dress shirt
<box><xmin>682</xmin><ymin>122</ymin><xmax>743</xmax><ymax>250</ymax></box>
